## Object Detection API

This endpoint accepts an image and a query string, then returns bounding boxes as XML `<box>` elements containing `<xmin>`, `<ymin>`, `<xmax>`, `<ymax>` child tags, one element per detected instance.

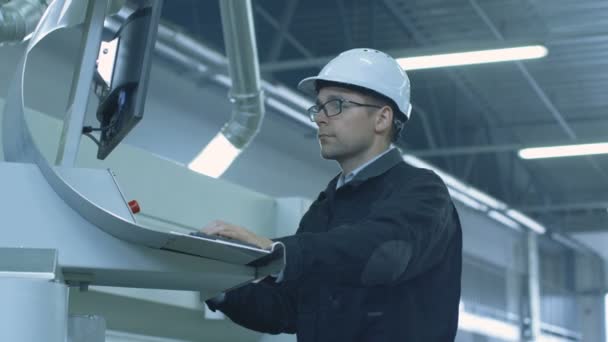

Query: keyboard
<box><xmin>188</xmin><ymin>231</ymin><xmax>262</xmax><ymax>249</ymax></box>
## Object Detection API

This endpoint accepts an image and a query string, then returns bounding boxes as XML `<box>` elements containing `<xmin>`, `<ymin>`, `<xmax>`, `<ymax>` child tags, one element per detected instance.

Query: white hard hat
<box><xmin>298</xmin><ymin>48</ymin><xmax>412</xmax><ymax>120</ymax></box>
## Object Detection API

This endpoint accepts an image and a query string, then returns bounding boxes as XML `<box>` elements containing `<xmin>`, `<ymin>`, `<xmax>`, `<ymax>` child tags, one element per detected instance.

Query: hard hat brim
<box><xmin>298</xmin><ymin>75</ymin><xmax>411</xmax><ymax>121</ymax></box>
<box><xmin>297</xmin><ymin>76</ymin><xmax>321</xmax><ymax>97</ymax></box>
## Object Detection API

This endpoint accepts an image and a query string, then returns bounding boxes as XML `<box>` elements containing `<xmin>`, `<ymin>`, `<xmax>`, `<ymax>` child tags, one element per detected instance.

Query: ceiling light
<box><xmin>466</xmin><ymin>187</ymin><xmax>508</xmax><ymax>210</ymax></box>
<box><xmin>506</xmin><ymin>209</ymin><xmax>546</xmax><ymax>234</ymax></box>
<box><xmin>519</xmin><ymin>142</ymin><xmax>608</xmax><ymax>159</ymax></box>
<box><xmin>488</xmin><ymin>210</ymin><xmax>521</xmax><ymax>230</ymax></box>
<box><xmin>188</xmin><ymin>133</ymin><xmax>241</xmax><ymax>178</ymax></box>
<box><xmin>397</xmin><ymin>45</ymin><xmax>547</xmax><ymax>70</ymax></box>
<box><xmin>448</xmin><ymin>188</ymin><xmax>488</xmax><ymax>212</ymax></box>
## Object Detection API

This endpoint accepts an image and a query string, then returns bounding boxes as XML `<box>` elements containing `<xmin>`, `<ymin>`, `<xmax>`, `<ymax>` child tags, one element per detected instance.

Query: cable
<box><xmin>82</xmin><ymin>119</ymin><xmax>119</xmax><ymax>134</ymax></box>
<box><xmin>82</xmin><ymin>132</ymin><xmax>100</xmax><ymax>147</ymax></box>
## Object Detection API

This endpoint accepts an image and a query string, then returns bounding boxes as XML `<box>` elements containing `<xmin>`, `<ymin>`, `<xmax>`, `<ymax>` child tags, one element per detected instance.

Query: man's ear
<box><xmin>375</xmin><ymin>106</ymin><xmax>394</xmax><ymax>134</ymax></box>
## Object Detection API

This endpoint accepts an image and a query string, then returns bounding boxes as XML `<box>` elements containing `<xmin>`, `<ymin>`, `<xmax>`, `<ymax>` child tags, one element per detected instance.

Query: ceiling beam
<box><xmin>553</xmin><ymin>222</ymin><xmax>608</xmax><ymax>234</ymax></box>
<box><xmin>379</xmin><ymin>0</ymin><xmax>567</xmax><ymax>208</ymax></box>
<box><xmin>266</xmin><ymin>0</ymin><xmax>300</xmax><ymax>62</ymax></box>
<box><xmin>549</xmin><ymin>32</ymin><xmax>608</xmax><ymax>46</ymax></box>
<box><xmin>254</xmin><ymin>4</ymin><xmax>314</xmax><ymax>60</ymax></box>
<box><xmin>260</xmin><ymin>56</ymin><xmax>332</xmax><ymax>73</ymax></box>
<box><xmin>545</xmin><ymin>211</ymin><xmax>608</xmax><ymax>234</ymax></box>
<box><xmin>379</xmin><ymin>0</ymin><xmax>522</xmax><ymax>203</ymax></box>
<box><xmin>469</xmin><ymin>0</ymin><xmax>575</xmax><ymax>138</ymax></box>
<box><xmin>336</xmin><ymin>0</ymin><xmax>354</xmax><ymax>47</ymax></box>
<box><xmin>469</xmin><ymin>0</ymin><xmax>608</xmax><ymax>186</ymax></box>
<box><xmin>411</xmin><ymin>104</ymin><xmax>438</xmax><ymax>149</ymax></box>
<box><xmin>421</xmin><ymin>79</ymin><xmax>456</xmax><ymax>174</ymax></box>
<box><xmin>518</xmin><ymin>201</ymin><xmax>608</xmax><ymax>213</ymax></box>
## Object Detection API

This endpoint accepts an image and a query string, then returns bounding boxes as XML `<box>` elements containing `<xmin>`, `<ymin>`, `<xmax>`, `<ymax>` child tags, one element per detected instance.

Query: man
<box><xmin>201</xmin><ymin>48</ymin><xmax>462</xmax><ymax>341</ymax></box>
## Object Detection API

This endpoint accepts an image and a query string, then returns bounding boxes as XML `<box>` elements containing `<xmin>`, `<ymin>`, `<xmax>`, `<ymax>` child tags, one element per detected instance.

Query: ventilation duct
<box><xmin>187</xmin><ymin>0</ymin><xmax>264</xmax><ymax>178</ymax></box>
<box><xmin>0</xmin><ymin>0</ymin><xmax>52</xmax><ymax>44</ymax></box>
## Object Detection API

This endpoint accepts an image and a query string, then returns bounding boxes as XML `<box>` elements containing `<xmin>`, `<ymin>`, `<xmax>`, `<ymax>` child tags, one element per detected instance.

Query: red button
<box><xmin>128</xmin><ymin>200</ymin><xmax>140</xmax><ymax>214</ymax></box>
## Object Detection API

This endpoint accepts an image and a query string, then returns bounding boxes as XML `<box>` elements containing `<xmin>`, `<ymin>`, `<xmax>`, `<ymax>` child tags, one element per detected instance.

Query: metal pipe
<box><xmin>217</xmin><ymin>0</ymin><xmax>264</xmax><ymax>150</ymax></box>
<box><xmin>0</xmin><ymin>0</ymin><xmax>52</xmax><ymax>44</ymax></box>
<box><xmin>525</xmin><ymin>231</ymin><xmax>542</xmax><ymax>341</ymax></box>
<box><xmin>106</xmin><ymin>4</ymin><xmax>265</xmax><ymax>154</ymax></box>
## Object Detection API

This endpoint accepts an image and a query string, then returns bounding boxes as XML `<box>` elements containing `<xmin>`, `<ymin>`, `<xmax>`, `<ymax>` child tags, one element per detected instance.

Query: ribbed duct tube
<box><xmin>100</xmin><ymin>1</ymin><xmax>265</xmax><ymax>177</ymax></box>
<box><xmin>218</xmin><ymin>0</ymin><xmax>264</xmax><ymax>150</ymax></box>
<box><xmin>186</xmin><ymin>0</ymin><xmax>264</xmax><ymax>177</ymax></box>
<box><xmin>0</xmin><ymin>0</ymin><xmax>52</xmax><ymax>44</ymax></box>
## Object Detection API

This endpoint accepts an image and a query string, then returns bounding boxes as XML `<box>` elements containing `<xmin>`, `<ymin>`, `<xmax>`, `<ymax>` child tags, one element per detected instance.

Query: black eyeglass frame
<box><xmin>307</xmin><ymin>98</ymin><xmax>383</xmax><ymax>122</ymax></box>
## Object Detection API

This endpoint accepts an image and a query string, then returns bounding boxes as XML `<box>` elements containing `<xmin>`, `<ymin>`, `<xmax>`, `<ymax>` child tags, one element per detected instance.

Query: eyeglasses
<box><xmin>307</xmin><ymin>98</ymin><xmax>382</xmax><ymax>122</ymax></box>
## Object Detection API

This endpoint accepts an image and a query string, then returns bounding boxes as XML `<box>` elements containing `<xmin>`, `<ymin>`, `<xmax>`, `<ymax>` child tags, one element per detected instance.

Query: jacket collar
<box><xmin>321</xmin><ymin>148</ymin><xmax>404</xmax><ymax>199</ymax></box>
<box><xmin>350</xmin><ymin>147</ymin><xmax>403</xmax><ymax>184</ymax></box>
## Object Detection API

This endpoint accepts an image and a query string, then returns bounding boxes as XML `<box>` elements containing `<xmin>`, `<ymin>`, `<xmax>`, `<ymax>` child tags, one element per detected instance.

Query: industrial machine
<box><xmin>0</xmin><ymin>1</ymin><xmax>284</xmax><ymax>340</ymax></box>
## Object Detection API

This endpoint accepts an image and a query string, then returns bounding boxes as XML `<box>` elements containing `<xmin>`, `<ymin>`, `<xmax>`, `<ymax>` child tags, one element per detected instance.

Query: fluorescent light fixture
<box><xmin>488</xmin><ymin>210</ymin><xmax>521</xmax><ymax>230</ymax></box>
<box><xmin>506</xmin><ymin>209</ymin><xmax>547</xmax><ymax>234</ymax></box>
<box><xmin>435</xmin><ymin>170</ymin><xmax>469</xmax><ymax>194</ymax></box>
<box><xmin>397</xmin><ymin>45</ymin><xmax>548</xmax><ymax>70</ymax></box>
<box><xmin>466</xmin><ymin>187</ymin><xmax>508</xmax><ymax>210</ymax></box>
<box><xmin>519</xmin><ymin>142</ymin><xmax>608</xmax><ymax>159</ymax></box>
<box><xmin>188</xmin><ymin>133</ymin><xmax>241</xmax><ymax>178</ymax></box>
<box><xmin>605</xmin><ymin>293</ymin><xmax>608</xmax><ymax>342</ymax></box>
<box><xmin>448</xmin><ymin>188</ymin><xmax>488</xmax><ymax>211</ymax></box>
<box><xmin>400</xmin><ymin>154</ymin><xmax>429</xmax><ymax>169</ymax></box>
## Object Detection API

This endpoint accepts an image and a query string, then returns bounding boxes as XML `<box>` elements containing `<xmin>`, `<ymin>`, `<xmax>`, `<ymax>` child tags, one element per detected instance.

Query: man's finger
<box><xmin>201</xmin><ymin>224</ymin><xmax>223</xmax><ymax>235</ymax></box>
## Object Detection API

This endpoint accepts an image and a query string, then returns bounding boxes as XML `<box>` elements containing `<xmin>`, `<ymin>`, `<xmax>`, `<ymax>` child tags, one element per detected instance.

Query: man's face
<box><xmin>314</xmin><ymin>86</ymin><xmax>379</xmax><ymax>162</ymax></box>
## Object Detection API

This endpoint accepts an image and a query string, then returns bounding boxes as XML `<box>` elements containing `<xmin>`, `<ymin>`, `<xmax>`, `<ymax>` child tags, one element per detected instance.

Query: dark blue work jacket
<box><xmin>208</xmin><ymin>148</ymin><xmax>462</xmax><ymax>341</ymax></box>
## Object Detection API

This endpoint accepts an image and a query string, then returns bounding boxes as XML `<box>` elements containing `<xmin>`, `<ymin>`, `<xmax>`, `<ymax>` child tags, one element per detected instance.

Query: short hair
<box><xmin>315</xmin><ymin>80</ymin><xmax>407</xmax><ymax>142</ymax></box>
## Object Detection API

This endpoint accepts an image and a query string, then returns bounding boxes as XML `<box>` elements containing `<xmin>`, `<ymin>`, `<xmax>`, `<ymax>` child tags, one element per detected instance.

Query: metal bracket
<box><xmin>0</xmin><ymin>248</ymin><xmax>59</xmax><ymax>280</ymax></box>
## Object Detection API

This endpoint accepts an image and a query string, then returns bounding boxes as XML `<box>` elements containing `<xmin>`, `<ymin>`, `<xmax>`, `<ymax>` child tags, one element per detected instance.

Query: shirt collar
<box><xmin>336</xmin><ymin>147</ymin><xmax>399</xmax><ymax>189</ymax></box>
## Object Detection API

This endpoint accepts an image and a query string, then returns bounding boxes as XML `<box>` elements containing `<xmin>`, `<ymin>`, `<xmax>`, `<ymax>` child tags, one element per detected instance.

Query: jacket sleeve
<box><xmin>275</xmin><ymin>170</ymin><xmax>456</xmax><ymax>287</ymax></box>
<box><xmin>206</xmin><ymin>276</ymin><xmax>297</xmax><ymax>334</ymax></box>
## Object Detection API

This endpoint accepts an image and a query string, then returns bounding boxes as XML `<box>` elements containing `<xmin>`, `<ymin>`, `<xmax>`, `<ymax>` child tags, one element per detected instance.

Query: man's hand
<box><xmin>199</xmin><ymin>220</ymin><xmax>274</xmax><ymax>250</ymax></box>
